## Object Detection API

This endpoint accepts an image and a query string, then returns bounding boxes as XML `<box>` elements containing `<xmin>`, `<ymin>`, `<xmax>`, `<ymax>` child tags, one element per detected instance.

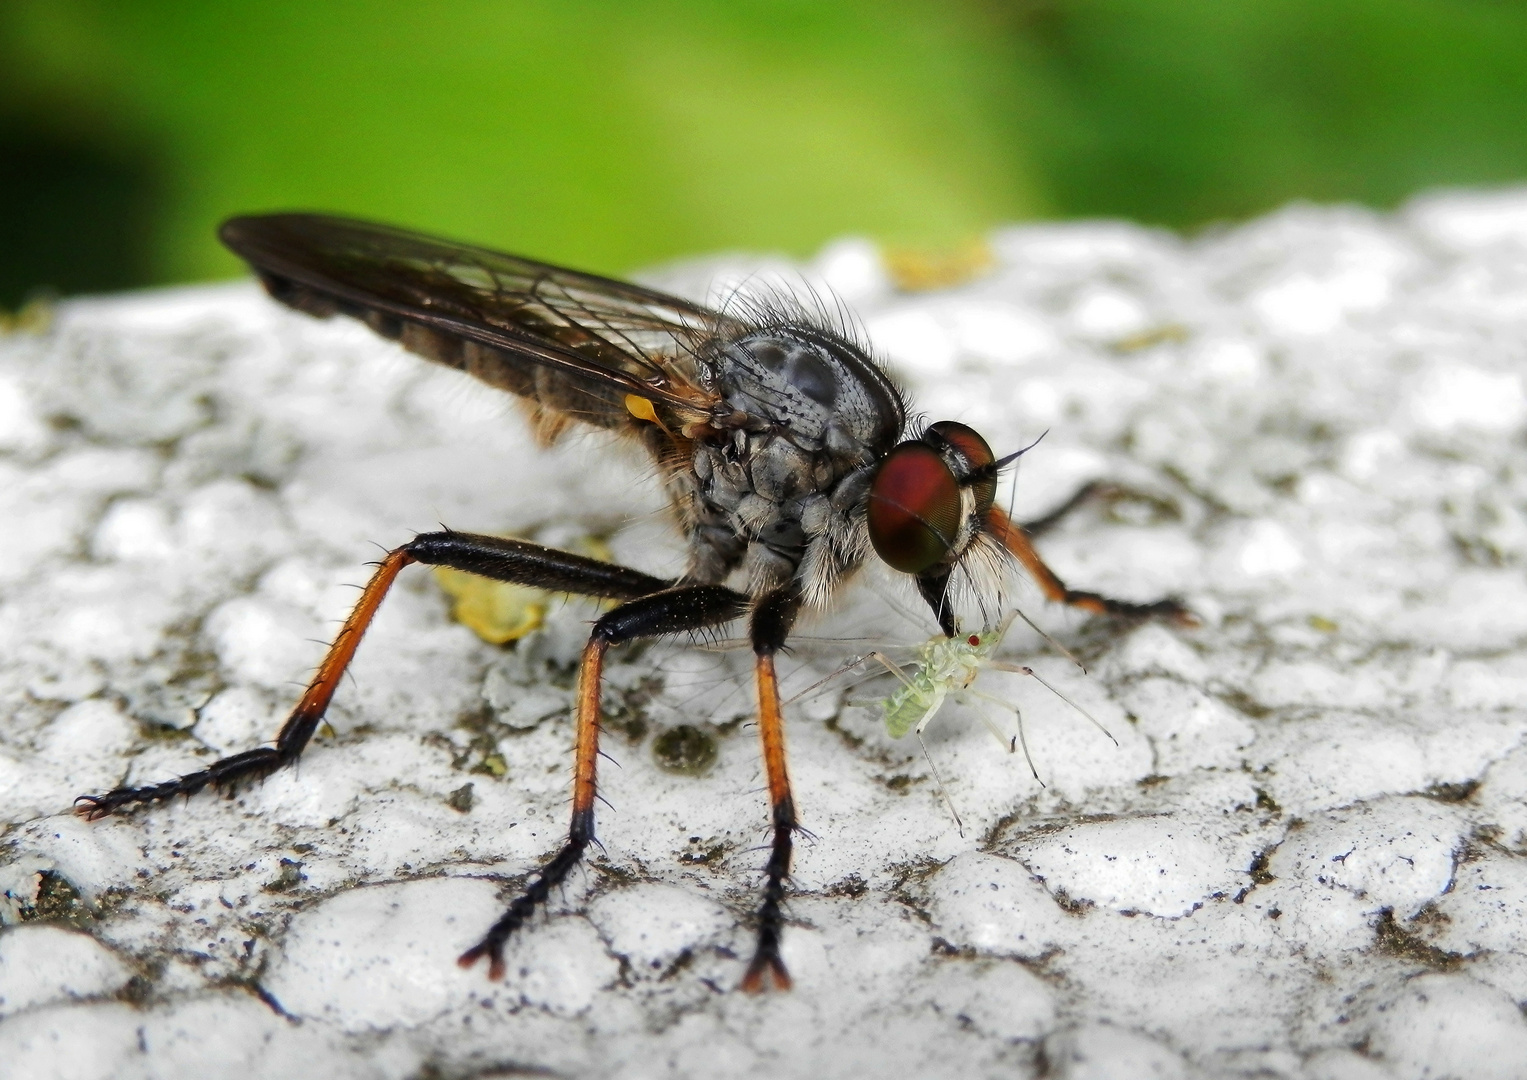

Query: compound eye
<box><xmin>867</xmin><ymin>443</ymin><xmax>962</xmax><ymax>574</ymax></box>
<box><xmin>926</xmin><ymin>420</ymin><xmax>998</xmax><ymax>513</ymax></box>
<box><xmin>926</xmin><ymin>420</ymin><xmax>993</xmax><ymax>468</ymax></box>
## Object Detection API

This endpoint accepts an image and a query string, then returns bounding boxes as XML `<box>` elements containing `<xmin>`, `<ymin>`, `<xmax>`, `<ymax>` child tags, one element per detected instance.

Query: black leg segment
<box><xmin>740</xmin><ymin>587</ymin><xmax>804</xmax><ymax>992</ymax></box>
<box><xmin>408</xmin><ymin>530</ymin><xmax>669</xmax><ymax>599</ymax></box>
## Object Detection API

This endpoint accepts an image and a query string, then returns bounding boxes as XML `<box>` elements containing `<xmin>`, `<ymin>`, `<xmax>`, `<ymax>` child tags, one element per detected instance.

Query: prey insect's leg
<box><xmin>741</xmin><ymin>587</ymin><xmax>804</xmax><ymax>993</ymax></box>
<box><xmin>75</xmin><ymin>530</ymin><xmax>670</xmax><ymax>819</ymax></box>
<box><xmin>868</xmin><ymin>651</ymin><xmax>918</xmax><ymax>693</ymax></box>
<box><xmin>966</xmin><ymin>696</ymin><xmax>1042</xmax><ymax>784</ymax></box>
<box><xmin>986</xmin><ymin>509</ymin><xmax>1196</xmax><ymax>626</ymax></box>
<box><xmin>779</xmin><ymin>647</ymin><xmax>917</xmax><ymax>709</ymax></box>
<box><xmin>459</xmin><ymin>583</ymin><xmax>749</xmax><ymax>981</ymax></box>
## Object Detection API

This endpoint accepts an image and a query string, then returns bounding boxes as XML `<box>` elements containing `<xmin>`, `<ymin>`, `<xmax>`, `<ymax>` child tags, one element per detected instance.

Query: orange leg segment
<box><xmin>74</xmin><ymin>529</ymin><xmax>669</xmax><ymax>820</ymax></box>
<box><xmin>987</xmin><ymin>508</ymin><xmax>1197</xmax><ymax>626</ymax></box>
<box><xmin>458</xmin><ymin>636</ymin><xmax>607</xmax><ymax>980</ymax></box>
<box><xmin>74</xmin><ymin>547</ymin><xmax>417</xmax><ymax>819</ymax></box>
<box><xmin>741</xmin><ymin>630</ymin><xmax>800</xmax><ymax>992</ymax></box>
<box><xmin>275</xmin><ymin>548</ymin><xmax>417</xmax><ymax>751</ymax></box>
<box><xmin>753</xmin><ymin>652</ymin><xmax>793</xmax><ymax>811</ymax></box>
<box><xmin>571</xmin><ymin>637</ymin><xmax>607</xmax><ymax>820</ymax></box>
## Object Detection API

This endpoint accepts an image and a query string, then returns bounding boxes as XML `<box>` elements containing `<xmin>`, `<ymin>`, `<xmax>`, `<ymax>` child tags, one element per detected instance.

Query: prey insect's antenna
<box><xmin>1011</xmin><ymin>605</ymin><xmax>1088</xmax><ymax>674</ymax></box>
<box><xmin>989</xmin><ymin>662</ymin><xmax>1118</xmax><ymax>746</ymax></box>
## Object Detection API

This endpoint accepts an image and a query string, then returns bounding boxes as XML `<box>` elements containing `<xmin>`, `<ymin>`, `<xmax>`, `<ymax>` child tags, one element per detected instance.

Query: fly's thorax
<box><xmin>681</xmin><ymin>325</ymin><xmax>905</xmax><ymax>598</ymax></box>
<box><xmin>711</xmin><ymin>328</ymin><xmax>903</xmax><ymax>457</ymax></box>
<box><xmin>688</xmin><ymin>430</ymin><xmax>879</xmax><ymax>596</ymax></box>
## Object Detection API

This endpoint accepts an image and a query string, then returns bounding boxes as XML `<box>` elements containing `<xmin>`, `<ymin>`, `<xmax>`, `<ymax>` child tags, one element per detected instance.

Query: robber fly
<box><xmin>74</xmin><ymin>214</ymin><xmax>1191</xmax><ymax>992</ymax></box>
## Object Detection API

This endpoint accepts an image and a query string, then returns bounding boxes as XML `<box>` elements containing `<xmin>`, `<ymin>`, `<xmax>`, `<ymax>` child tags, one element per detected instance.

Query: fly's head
<box><xmin>865</xmin><ymin>421</ymin><xmax>1028</xmax><ymax>637</ymax></box>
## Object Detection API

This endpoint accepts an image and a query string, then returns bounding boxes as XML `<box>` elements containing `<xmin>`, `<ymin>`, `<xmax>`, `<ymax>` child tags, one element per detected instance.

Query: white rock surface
<box><xmin>0</xmin><ymin>923</ymin><xmax>132</xmax><ymax>1016</ymax></box>
<box><xmin>3</xmin><ymin>189</ymin><xmax>1527</xmax><ymax>1078</ymax></box>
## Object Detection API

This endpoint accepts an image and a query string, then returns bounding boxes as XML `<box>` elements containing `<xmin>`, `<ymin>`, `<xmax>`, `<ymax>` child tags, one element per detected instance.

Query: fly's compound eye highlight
<box><xmin>867</xmin><ymin>442</ymin><xmax>962</xmax><ymax>574</ymax></box>
<box><xmin>925</xmin><ymin>419</ymin><xmax>998</xmax><ymax>515</ymax></box>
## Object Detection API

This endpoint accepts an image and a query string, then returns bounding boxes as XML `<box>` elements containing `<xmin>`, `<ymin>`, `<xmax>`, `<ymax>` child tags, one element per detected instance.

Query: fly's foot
<box><xmin>1125</xmin><ymin>596</ymin><xmax>1200</xmax><ymax>629</ymax></box>
<box><xmin>74</xmin><ymin>747</ymin><xmax>287</xmax><ymax>820</ymax></box>
<box><xmin>1066</xmin><ymin>590</ymin><xmax>1199</xmax><ymax>629</ymax></box>
<box><xmin>458</xmin><ymin>835</ymin><xmax>590</xmax><ymax>982</ymax></box>
<box><xmin>739</xmin><ymin>812</ymin><xmax>796</xmax><ymax>993</ymax></box>
<box><xmin>457</xmin><ymin>936</ymin><xmax>509</xmax><ymax>982</ymax></box>
<box><xmin>457</xmin><ymin>889</ymin><xmax>558</xmax><ymax>983</ymax></box>
<box><xmin>740</xmin><ymin>944</ymin><xmax>793</xmax><ymax>993</ymax></box>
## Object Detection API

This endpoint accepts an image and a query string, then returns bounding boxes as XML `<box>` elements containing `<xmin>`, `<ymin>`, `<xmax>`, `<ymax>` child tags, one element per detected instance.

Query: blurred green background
<box><xmin>4</xmin><ymin>0</ymin><xmax>1527</xmax><ymax>307</ymax></box>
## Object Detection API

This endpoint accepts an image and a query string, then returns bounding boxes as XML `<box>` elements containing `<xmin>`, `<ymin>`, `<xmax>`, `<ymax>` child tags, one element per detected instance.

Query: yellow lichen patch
<box><xmin>475</xmin><ymin>752</ymin><xmax>508</xmax><ymax>778</ymax></box>
<box><xmin>0</xmin><ymin>297</ymin><xmax>55</xmax><ymax>336</ymax></box>
<box><xmin>434</xmin><ymin>567</ymin><xmax>548</xmax><ymax>644</ymax></box>
<box><xmin>433</xmin><ymin>534</ymin><xmax>615</xmax><ymax>645</ymax></box>
<box><xmin>883</xmin><ymin>239</ymin><xmax>994</xmax><ymax>293</ymax></box>
<box><xmin>1112</xmin><ymin>324</ymin><xmax>1190</xmax><ymax>353</ymax></box>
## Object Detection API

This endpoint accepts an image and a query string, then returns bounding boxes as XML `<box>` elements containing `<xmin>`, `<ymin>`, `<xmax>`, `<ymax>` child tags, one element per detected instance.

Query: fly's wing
<box><xmin>220</xmin><ymin>213</ymin><xmax>731</xmax><ymax>435</ymax></box>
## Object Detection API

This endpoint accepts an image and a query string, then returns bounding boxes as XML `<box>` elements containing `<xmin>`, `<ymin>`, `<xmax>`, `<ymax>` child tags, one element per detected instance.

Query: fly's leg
<box><xmin>74</xmin><ymin>530</ymin><xmax>671</xmax><ymax>819</ymax></box>
<box><xmin>986</xmin><ymin>508</ymin><xmax>1196</xmax><ymax>626</ymax></box>
<box><xmin>75</xmin><ymin>546</ymin><xmax>416</xmax><ymax>819</ymax></box>
<box><xmin>1017</xmin><ymin>480</ymin><xmax>1121</xmax><ymax>539</ymax></box>
<box><xmin>741</xmin><ymin>587</ymin><xmax>803</xmax><ymax>993</ymax></box>
<box><xmin>458</xmin><ymin>582</ymin><xmax>748</xmax><ymax>980</ymax></box>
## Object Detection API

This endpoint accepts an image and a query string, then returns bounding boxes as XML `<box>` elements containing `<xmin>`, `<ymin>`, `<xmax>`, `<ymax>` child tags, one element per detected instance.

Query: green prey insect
<box><xmin>881</xmin><ymin>614</ymin><xmax>1022</xmax><ymax>742</ymax></box>
<box><xmin>793</xmin><ymin>608</ymin><xmax>1117</xmax><ymax>834</ymax></box>
<box><xmin>880</xmin><ymin>611</ymin><xmax>1116</xmax><ymax>831</ymax></box>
